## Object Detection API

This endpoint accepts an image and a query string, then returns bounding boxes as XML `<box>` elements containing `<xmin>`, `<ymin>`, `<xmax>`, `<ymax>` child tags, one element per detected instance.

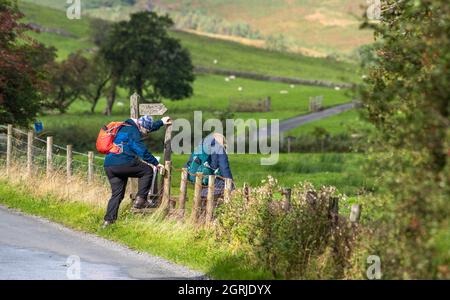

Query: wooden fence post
<box><xmin>159</xmin><ymin>124</ymin><xmax>173</xmax><ymax>204</ymax></box>
<box><xmin>129</xmin><ymin>93</ymin><xmax>139</xmax><ymax>199</ymax></box>
<box><xmin>224</xmin><ymin>178</ymin><xmax>233</xmax><ymax>204</ymax></box>
<box><xmin>205</xmin><ymin>175</ymin><xmax>216</xmax><ymax>226</ymax></box>
<box><xmin>282</xmin><ymin>188</ymin><xmax>292</xmax><ymax>211</ymax></box>
<box><xmin>88</xmin><ymin>151</ymin><xmax>94</xmax><ymax>184</ymax></box>
<box><xmin>163</xmin><ymin>124</ymin><xmax>173</xmax><ymax>163</ymax></box>
<box><xmin>27</xmin><ymin>130</ymin><xmax>33</xmax><ymax>177</ymax></box>
<box><xmin>329</xmin><ymin>197</ymin><xmax>339</xmax><ymax>225</ymax></box>
<box><xmin>329</xmin><ymin>197</ymin><xmax>339</xmax><ymax>215</ymax></box>
<box><xmin>46</xmin><ymin>136</ymin><xmax>53</xmax><ymax>177</ymax></box>
<box><xmin>6</xmin><ymin>124</ymin><xmax>12</xmax><ymax>176</ymax></box>
<box><xmin>66</xmin><ymin>145</ymin><xmax>72</xmax><ymax>181</ymax></box>
<box><xmin>190</xmin><ymin>173</ymin><xmax>203</xmax><ymax>224</ymax></box>
<box><xmin>160</xmin><ymin>160</ymin><xmax>172</xmax><ymax>216</ymax></box>
<box><xmin>349</xmin><ymin>204</ymin><xmax>362</xmax><ymax>223</ymax></box>
<box><xmin>178</xmin><ymin>168</ymin><xmax>188</xmax><ymax>217</ymax></box>
<box><xmin>287</xmin><ymin>137</ymin><xmax>292</xmax><ymax>153</ymax></box>
<box><xmin>243</xmin><ymin>183</ymin><xmax>250</xmax><ymax>204</ymax></box>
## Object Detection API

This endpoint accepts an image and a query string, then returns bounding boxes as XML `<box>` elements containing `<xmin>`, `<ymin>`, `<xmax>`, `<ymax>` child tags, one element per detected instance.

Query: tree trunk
<box><xmin>135</xmin><ymin>76</ymin><xmax>144</xmax><ymax>102</ymax></box>
<box><xmin>104</xmin><ymin>78</ymin><xmax>117</xmax><ymax>116</ymax></box>
<box><xmin>91</xmin><ymin>76</ymin><xmax>110</xmax><ymax>113</ymax></box>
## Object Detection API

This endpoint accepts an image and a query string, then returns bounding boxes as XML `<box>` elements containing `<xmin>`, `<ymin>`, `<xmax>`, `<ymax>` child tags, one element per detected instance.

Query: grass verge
<box><xmin>0</xmin><ymin>172</ymin><xmax>271</xmax><ymax>279</ymax></box>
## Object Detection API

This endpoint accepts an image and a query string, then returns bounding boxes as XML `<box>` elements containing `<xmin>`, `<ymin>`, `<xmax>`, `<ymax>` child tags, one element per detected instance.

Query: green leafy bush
<box><xmin>359</xmin><ymin>0</ymin><xmax>449</xmax><ymax>279</ymax></box>
<box><xmin>216</xmin><ymin>177</ymin><xmax>358</xmax><ymax>279</ymax></box>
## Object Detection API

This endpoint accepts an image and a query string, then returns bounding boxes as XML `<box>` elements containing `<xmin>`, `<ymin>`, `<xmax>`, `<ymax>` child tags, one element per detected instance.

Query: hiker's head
<box><xmin>137</xmin><ymin>115</ymin><xmax>153</xmax><ymax>134</ymax></box>
<box><xmin>202</xmin><ymin>132</ymin><xmax>227</xmax><ymax>155</ymax></box>
<box><xmin>212</xmin><ymin>132</ymin><xmax>227</xmax><ymax>150</ymax></box>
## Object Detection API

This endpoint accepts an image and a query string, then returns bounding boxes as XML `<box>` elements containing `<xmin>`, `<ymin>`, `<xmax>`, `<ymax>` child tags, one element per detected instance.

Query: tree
<box><xmin>46</xmin><ymin>52</ymin><xmax>91</xmax><ymax>113</ymax></box>
<box><xmin>88</xmin><ymin>18</ymin><xmax>116</xmax><ymax>115</ymax></box>
<box><xmin>0</xmin><ymin>0</ymin><xmax>55</xmax><ymax>126</ymax></box>
<box><xmin>89</xmin><ymin>18</ymin><xmax>112</xmax><ymax>48</ymax></box>
<box><xmin>83</xmin><ymin>54</ymin><xmax>112</xmax><ymax>113</ymax></box>
<box><xmin>100</xmin><ymin>11</ymin><xmax>194</xmax><ymax>107</ymax></box>
<box><xmin>360</xmin><ymin>0</ymin><xmax>449</xmax><ymax>279</ymax></box>
<box><xmin>265</xmin><ymin>33</ymin><xmax>289</xmax><ymax>52</ymax></box>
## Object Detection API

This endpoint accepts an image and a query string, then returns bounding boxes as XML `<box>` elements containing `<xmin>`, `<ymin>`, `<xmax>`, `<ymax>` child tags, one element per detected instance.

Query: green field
<box><xmin>18</xmin><ymin>1</ymin><xmax>360</xmax><ymax>83</ymax></box>
<box><xmin>19</xmin><ymin>0</ymin><xmax>361</xmax><ymax>138</ymax></box>
<box><xmin>30</xmin><ymin>0</ymin><xmax>372</xmax><ymax>56</ymax></box>
<box><xmin>284</xmin><ymin>110</ymin><xmax>372</xmax><ymax>136</ymax></box>
<box><xmin>14</xmin><ymin>1</ymin><xmax>370</xmax><ymax>199</ymax></box>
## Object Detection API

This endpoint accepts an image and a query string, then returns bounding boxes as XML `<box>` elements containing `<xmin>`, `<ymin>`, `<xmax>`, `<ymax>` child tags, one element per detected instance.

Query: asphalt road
<box><xmin>0</xmin><ymin>205</ymin><xmax>204</xmax><ymax>280</ymax></box>
<box><xmin>252</xmin><ymin>102</ymin><xmax>356</xmax><ymax>141</ymax></box>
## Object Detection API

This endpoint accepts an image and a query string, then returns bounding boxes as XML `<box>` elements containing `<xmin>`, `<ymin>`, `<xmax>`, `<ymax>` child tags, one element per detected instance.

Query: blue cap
<box><xmin>137</xmin><ymin>115</ymin><xmax>154</xmax><ymax>130</ymax></box>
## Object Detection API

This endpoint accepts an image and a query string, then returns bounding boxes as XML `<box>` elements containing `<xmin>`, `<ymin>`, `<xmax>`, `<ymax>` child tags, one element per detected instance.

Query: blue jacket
<box><xmin>185</xmin><ymin>138</ymin><xmax>234</xmax><ymax>197</ymax></box>
<box><xmin>104</xmin><ymin>119</ymin><xmax>163</xmax><ymax>167</ymax></box>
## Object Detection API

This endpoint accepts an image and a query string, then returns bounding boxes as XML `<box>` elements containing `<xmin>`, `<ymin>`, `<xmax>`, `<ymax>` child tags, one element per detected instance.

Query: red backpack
<box><xmin>96</xmin><ymin>122</ymin><xmax>130</xmax><ymax>154</ymax></box>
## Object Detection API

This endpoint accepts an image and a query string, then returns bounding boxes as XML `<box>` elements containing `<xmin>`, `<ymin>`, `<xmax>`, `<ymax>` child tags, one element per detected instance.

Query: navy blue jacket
<box><xmin>104</xmin><ymin>119</ymin><xmax>163</xmax><ymax>167</ymax></box>
<box><xmin>185</xmin><ymin>138</ymin><xmax>234</xmax><ymax>197</ymax></box>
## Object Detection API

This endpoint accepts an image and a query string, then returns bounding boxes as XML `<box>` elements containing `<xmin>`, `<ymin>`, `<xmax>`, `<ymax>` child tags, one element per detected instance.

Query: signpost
<box><xmin>129</xmin><ymin>93</ymin><xmax>172</xmax><ymax>205</ymax></box>
<box><xmin>139</xmin><ymin>103</ymin><xmax>168</xmax><ymax>116</ymax></box>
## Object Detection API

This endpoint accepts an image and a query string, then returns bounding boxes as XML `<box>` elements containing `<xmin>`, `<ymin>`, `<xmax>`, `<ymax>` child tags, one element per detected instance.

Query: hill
<box><xmin>21</xmin><ymin>0</ymin><xmax>373</xmax><ymax>58</ymax></box>
<box><xmin>18</xmin><ymin>1</ymin><xmax>359</xmax><ymax>83</ymax></box>
<box><xmin>17</xmin><ymin>1</ymin><xmax>366</xmax><ymax>154</ymax></box>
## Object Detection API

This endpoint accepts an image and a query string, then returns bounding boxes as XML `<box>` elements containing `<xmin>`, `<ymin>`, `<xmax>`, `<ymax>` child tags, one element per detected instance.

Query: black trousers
<box><xmin>104</xmin><ymin>160</ymin><xmax>154</xmax><ymax>222</ymax></box>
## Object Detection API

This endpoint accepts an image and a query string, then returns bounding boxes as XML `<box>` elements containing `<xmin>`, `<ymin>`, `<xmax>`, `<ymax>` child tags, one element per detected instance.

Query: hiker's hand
<box><xmin>161</xmin><ymin>116</ymin><xmax>172</xmax><ymax>125</ymax></box>
<box><xmin>157</xmin><ymin>164</ymin><xmax>166</xmax><ymax>175</ymax></box>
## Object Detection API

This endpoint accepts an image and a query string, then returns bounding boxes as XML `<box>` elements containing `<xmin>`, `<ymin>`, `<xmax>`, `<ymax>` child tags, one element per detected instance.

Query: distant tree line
<box><xmin>152</xmin><ymin>6</ymin><xmax>262</xmax><ymax>40</ymax></box>
<box><xmin>83</xmin><ymin>0</ymin><xmax>136</xmax><ymax>9</ymax></box>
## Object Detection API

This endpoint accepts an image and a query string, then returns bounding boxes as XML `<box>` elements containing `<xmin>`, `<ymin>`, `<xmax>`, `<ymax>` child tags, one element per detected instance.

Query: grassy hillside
<box><xmin>21</xmin><ymin>0</ymin><xmax>372</xmax><ymax>58</ymax></box>
<box><xmin>18</xmin><ymin>1</ymin><xmax>359</xmax><ymax>83</ymax></box>
<box><xmin>19</xmin><ymin>1</ymin><xmax>367</xmax><ymax>154</ymax></box>
<box><xmin>151</xmin><ymin>0</ymin><xmax>373</xmax><ymax>56</ymax></box>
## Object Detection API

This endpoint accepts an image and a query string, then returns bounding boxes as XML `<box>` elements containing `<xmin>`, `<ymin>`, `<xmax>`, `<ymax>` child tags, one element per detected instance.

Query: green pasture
<box><xmin>18</xmin><ymin>1</ymin><xmax>360</xmax><ymax>83</ymax></box>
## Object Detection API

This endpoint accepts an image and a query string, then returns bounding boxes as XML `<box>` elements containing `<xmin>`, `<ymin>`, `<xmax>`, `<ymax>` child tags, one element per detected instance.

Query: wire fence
<box><xmin>0</xmin><ymin>124</ymin><xmax>240</xmax><ymax>225</ymax></box>
<box><xmin>0</xmin><ymin>124</ymin><xmax>362</xmax><ymax>226</ymax></box>
<box><xmin>0</xmin><ymin>124</ymin><xmax>108</xmax><ymax>185</ymax></box>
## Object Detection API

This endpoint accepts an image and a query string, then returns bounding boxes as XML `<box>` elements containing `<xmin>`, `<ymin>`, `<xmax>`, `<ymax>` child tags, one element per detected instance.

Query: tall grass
<box><xmin>0</xmin><ymin>163</ymin><xmax>369</xmax><ymax>279</ymax></box>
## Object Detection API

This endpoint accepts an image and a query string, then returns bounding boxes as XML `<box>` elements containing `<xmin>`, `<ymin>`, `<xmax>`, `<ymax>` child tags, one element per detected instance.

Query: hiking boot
<box><xmin>133</xmin><ymin>196</ymin><xmax>152</xmax><ymax>209</ymax></box>
<box><xmin>101</xmin><ymin>220</ymin><xmax>115</xmax><ymax>229</ymax></box>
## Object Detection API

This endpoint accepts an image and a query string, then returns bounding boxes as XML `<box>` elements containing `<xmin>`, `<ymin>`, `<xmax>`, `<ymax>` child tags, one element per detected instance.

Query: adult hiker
<box><xmin>185</xmin><ymin>132</ymin><xmax>234</xmax><ymax>201</ymax></box>
<box><xmin>100</xmin><ymin>115</ymin><xmax>172</xmax><ymax>228</ymax></box>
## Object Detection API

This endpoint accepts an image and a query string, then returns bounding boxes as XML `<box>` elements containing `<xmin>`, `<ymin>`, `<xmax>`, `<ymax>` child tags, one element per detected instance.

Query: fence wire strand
<box><xmin>2</xmin><ymin>124</ymin><xmax>236</xmax><ymax>205</ymax></box>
